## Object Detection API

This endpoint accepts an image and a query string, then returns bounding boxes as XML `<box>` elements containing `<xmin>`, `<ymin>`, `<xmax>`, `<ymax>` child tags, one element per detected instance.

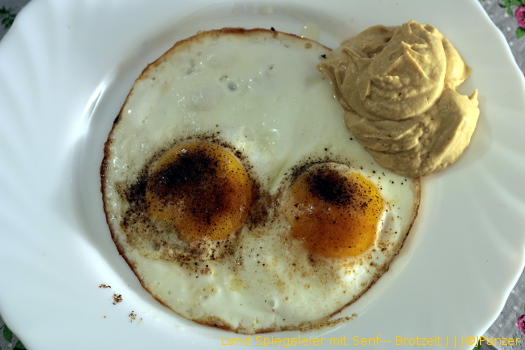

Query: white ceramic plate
<box><xmin>1</xmin><ymin>0</ymin><xmax>524</xmax><ymax>349</ymax></box>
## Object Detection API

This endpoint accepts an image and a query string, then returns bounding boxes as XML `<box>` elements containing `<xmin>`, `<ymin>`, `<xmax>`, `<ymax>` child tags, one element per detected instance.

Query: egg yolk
<box><xmin>283</xmin><ymin>164</ymin><xmax>384</xmax><ymax>258</ymax></box>
<box><xmin>145</xmin><ymin>142</ymin><xmax>252</xmax><ymax>242</ymax></box>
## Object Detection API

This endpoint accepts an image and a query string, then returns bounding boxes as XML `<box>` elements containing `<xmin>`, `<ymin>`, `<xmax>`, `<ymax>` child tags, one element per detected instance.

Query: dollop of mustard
<box><xmin>317</xmin><ymin>20</ymin><xmax>479</xmax><ymax>177</ymax></box>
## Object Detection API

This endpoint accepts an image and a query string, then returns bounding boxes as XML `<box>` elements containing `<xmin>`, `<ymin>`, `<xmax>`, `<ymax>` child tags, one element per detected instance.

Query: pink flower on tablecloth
<box><xmin>518</xmin><ymin>314</ymin><xmax>525</xmax><ymax>334</ymax></box>
<box><xmin>516</xmin><ymin>5</ymin><xmax>525</xmax><ymax>28</ymax></box>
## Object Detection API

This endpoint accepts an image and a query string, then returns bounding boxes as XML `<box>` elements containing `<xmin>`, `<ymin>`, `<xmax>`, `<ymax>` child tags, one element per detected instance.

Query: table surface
<box><xmin>0</xmin><ymin>1</ymin><xmax>524</xmax><ymax>349</ymax></box>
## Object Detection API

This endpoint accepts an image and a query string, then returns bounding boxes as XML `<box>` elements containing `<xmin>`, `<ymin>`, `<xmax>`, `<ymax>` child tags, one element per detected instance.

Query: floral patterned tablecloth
<box><xmin>0</xmin><ymin>0</ymin><xmax>524</xmax><ymax>349</ymax></box>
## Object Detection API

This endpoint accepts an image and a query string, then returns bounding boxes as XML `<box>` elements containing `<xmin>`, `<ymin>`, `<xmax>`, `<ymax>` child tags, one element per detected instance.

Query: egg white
<box><xmin>102</xmin><ymin>28</ymin><xmax>420</xmax><ymax>334</ymax></box>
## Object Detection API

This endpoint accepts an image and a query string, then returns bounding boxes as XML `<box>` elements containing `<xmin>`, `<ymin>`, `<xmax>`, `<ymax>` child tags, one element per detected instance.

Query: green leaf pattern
<box><xmin>1</xmin><ymin>325</ymin><xmax>25</xmax><ymax>350</ymax></box>
<box><xmin>497</xmin><ymin>0</ymin><xmax>525</xmax><ymax>38</ymax></box>
<box><xmin>14</xmin><ymin>340</ymin><xmax>26</xmax><ymax>350</ymax></box>
<box><xmin>0</xmin><ymin>7</ymin><xmax>16</xmax><ymax>30</ymax></box>
<box><xmin>1</xmin><ymin>325</ymin><xmax>12</xmax><ymax>343</ymax></box>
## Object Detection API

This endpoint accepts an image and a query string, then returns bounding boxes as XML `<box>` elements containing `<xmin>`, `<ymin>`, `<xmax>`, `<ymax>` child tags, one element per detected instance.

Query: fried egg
<box><xmin>101</xmin><ymin>28</ymin><xmax>420</xmax><ymax>334</ymax></box>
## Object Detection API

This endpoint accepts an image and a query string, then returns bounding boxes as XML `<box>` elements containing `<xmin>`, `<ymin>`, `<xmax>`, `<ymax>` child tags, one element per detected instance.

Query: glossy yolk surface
<box><xmin>145</xmin><ymin>142</ymin><xmax>252</xmax><ymax>241</ymax></box>
<box><xmin>284</xmin><ymin>165</ymin><xmax>384</xmax><ymax>258</ymax></box>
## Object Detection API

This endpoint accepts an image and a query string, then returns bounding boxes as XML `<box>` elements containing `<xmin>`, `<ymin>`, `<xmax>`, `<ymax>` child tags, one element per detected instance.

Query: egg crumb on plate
<box><xmin>101</xmin><ymin>28</ymin><xmax>420</xmax><ymax>334</ymax></box>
